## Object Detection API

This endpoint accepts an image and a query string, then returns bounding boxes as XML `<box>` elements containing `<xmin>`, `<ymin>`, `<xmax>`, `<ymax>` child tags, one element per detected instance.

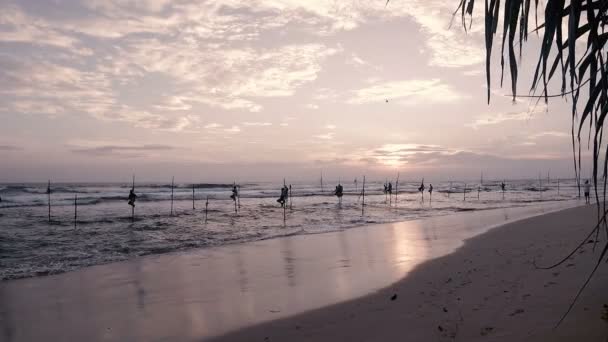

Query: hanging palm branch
<box><xmin>388</xmin><ymin>0</ymin><xmax>608</xmax><ymax>326</ymax></box>
<box><xmin>450</xmin><ymin>0</ymin><xmax>608</xmax><ymax>326</ymax></box>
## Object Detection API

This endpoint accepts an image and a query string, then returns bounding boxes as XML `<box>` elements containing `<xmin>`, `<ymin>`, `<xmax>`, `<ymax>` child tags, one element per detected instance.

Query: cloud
<box><xmin>224</xmin><ymin>126</ymin><xmax>241</xmax><ymax>133</ymax></box>
<box><xmin>314</xmin><ymin>132</ymin><xmax>335</xmax><ymax>140</ymax></box>
<box><xmin>324</xmin><ymin>124</ymin><xmax>336</xmax><ymax>130</ymax></box>
<box><xmin>0</xmin><ymin>145</ymin><xmax>21</xmax><ymax>151</ymax></box>
<box><xmin>71</xmin><ymin>143</ymin><xmax>175</xmax><ymax>157</ymax></box>
<box><xmin>467</xmin><ymin>105</ymin><xmax>548</xmax><ymax>129</ymax></box>
<box><xmin>530</xmin><ymin>131</ymin><xmax>570</xmax><ymax>139</ymax></box>
<box><xmin>243</xmin><ymin>122</ymin><xmax>272</xmax><ymax>127</ymax></box>
<box><xmin>348</xmin><ymin>79</ymin><xmax>466</xmax><ymax>105</ymax></box>
<box><xmin>204</xmin><ymin>123</ymin><xmax>222</xmax><ymax>129</ymax></box>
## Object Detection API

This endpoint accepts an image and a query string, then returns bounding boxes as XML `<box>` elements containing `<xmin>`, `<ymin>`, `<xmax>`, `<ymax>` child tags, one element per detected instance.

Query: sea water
<box><xmin>0</xmin><ymin>179</ymin><xmax>583</xmax><ymax>280</ymax></box>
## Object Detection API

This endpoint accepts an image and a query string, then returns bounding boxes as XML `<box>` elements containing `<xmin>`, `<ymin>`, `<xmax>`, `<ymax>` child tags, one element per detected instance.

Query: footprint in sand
<box><xmin>480</xmin><ymin>326</ymin><xmax>494</xmax><ymax>336</ymax></box>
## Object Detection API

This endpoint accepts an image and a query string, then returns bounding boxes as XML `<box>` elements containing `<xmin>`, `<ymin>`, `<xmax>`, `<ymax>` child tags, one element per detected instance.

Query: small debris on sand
<box><xmin>390</xmin><ymin>294</ymin><xmax>398</xmax><ymax>301</ymax></box>
<box><xmin>509</xmin><ymin>308</ymin><xmax>525</xmax><ymax>316</ymax></box>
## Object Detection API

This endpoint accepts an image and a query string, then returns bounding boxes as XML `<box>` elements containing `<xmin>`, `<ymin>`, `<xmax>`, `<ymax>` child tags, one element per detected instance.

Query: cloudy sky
<box><xmin>0</xmin><ymin>0</ymin><xmax>587</xmax><ymax>182</ymax></box>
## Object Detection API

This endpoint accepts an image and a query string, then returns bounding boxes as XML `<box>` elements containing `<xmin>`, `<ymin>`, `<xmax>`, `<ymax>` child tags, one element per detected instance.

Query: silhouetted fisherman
<box><xmin>500</xmin><ymin>182</ymin><xmax>506</xmax><ymax>192</ymax></box>
<box><xmin>335</xmin><ymin>183</ymin><xmax>344</xmax><ymax>199</ymax></box>
<box><xmin>418</xmin><ymin>180</ymin><xmax>425</xmax><ymax>193</ymax></box>
<box><xmin>429</xmin><ymin>184</ymin><xmax>433</xmax><ymax>195</ymax></box>
<box><xmin>387</xmin><ymin>182</ymin><xmax>393</xmax><ymax>195</ymax></box>
<box><xmin>277</xmin><ymin>185</ymin><xmax>289</xmax><ymax>207</ymax></box>
<box><xmin>230</xmin><ymin>184</ymin><xmax>238</xmax><ymax>201</ymax></box>
<box><xmin>128</xmin><ymin>188</ymin><xmax>137</xmax><ymax>207</ymax></box>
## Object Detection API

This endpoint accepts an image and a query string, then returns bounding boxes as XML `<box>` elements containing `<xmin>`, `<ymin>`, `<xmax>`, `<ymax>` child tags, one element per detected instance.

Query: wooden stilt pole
<box><xmin>233</xmin><ymin>181</ymin><xmax>238</xmax><ymax>214</ymax></box>
<box><xmin>421</xmin><ymin>180</ymin><xmax>424</xmax><ymax>202</ymax></box>
<box><xmin>170</xmin><ymin>176</ymin><xmax>174</xmax><ymax>216</ymax></box>
<box><xmin>283</xmin><ymin>179</ymin><xmax>286</xmax><ymax>222</ymax></box>
<box><xmin>192</xmin><ymin>184</ymin><xmax>195</xmax><ymax>210</ymax></box>
<box><xmin>47</xmin><ymin>180</ymin><xmax>51</xmax><ymax>223</ymax></box>
<box><xmin>289</xmin><ymin>184</ymin><xmax>292</xmax><ymax>209</ymax></box>
<box><xmin>557</xmin><ymin>178</ymin><xmax>560</xmax><ymax>196</ymax></box>
<box><xmin>463</xmin><ymin>183</ymin><xmax>466</xmax><ymax>201</ymax></box>
<box><xmin>74</xmin><ymin>194</ymin><xmax>77</xmax><ymax>228</ymax></box>
<box><xmin>385</xmin><ymin>179</ymin><xmax>388</xmax><ymax>203</ymax></box>
<box><xmin>362</xmin><ymin>175</ymin><xmax>366</xmax><ymax>215</ymax></box>
<box><xmin>395</xmin><ymin>172</ymin><xmax>400</xmax><ymax>204</ymax></box>
<box><xmin>320</xmin><ymin>171</ymin><xmax>324</xmax><ymax>194</ymax></box>
<box><xmin>131</xmin><ymin>175</ymin><xmax>135</xmax><ymax>222</ymax></box>
<box><xmin>205</xmin><ymin>196</ymin><xmax>209</xmax><ymax>223</ymax></box>
<box><xmin>540</xmin><ymin>173</ymin><xmax>543</xmax><ymax>199</ymax></box>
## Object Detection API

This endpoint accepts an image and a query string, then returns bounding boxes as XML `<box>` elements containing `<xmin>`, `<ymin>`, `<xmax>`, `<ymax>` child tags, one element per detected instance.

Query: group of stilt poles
<box><xmin>38</xmin><ymin>173</ymin><xmax>573</xmax><ymax>228</ymax></box>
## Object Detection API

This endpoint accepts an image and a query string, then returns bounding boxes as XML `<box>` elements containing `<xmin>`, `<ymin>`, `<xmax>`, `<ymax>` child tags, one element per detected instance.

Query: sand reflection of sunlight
<box><xmin>389</xmin><ymin>221</ymin><xmax>432</xmax><ymax>275</ymax></box>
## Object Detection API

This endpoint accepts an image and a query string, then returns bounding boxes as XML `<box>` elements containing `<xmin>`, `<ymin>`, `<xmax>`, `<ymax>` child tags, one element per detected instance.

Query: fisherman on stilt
<box><xmin>230</xmin><ymin>184</ymin><xmax>239</xmax><ymax>202</ymax></box>
<box><xmin>277</xmin><ymin>184</ymin><xmax>289</xmax><ymax>208</ymax></box>
<box><xmin>335</xmin><ymin>182</ymin><xmax>344</xmax><ymax>204</ymax></box>
<box><xmin>418</xmin><ymin>179</ymin><xmax>425</xmax><ymax>201</ymax></box>
<box><xmin>128</xmin><ymin>187</ymin><xmax>137</xmax><ymax>207</ymax></box>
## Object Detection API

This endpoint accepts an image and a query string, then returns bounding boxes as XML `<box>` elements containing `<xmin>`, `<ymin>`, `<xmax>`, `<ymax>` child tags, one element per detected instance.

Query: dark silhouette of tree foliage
<box><xmin>385</xmin><ymin>0</ymin><xmax>608</xmax><ymax>326</ymax></box>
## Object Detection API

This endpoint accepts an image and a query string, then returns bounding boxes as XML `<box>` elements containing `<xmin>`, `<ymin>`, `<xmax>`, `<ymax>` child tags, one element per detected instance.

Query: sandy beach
<box><xmin>212</xmin><ymin>203</ymin><xmax>608</xmax><ymax>342</ymax></box>
<box><xmin>2</xmin><ymin>201</ymin><xmax>606</xmax><ymax>341</ymax></box>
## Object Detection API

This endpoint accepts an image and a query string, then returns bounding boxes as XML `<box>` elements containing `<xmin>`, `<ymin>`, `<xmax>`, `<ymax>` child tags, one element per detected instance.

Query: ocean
<box><xmin>0</xmin><ymin>178</ymin><xmax>583</xmax><ymax>280</ymax></box>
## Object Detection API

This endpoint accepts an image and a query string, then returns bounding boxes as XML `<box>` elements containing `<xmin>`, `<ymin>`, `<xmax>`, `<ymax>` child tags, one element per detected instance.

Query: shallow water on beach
<box><xmin>0</xmin><ymin>178</ymin><xmax>583</xmax><ymax>280</ymax></box>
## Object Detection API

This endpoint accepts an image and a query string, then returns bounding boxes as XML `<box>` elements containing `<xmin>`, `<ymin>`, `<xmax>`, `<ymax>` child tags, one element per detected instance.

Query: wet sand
<box><xmin>212</xmin><ymin>203</ymin><xmax>608</xmax><ymax>342</ymax></box>
<box><xmin>0</xmin><ymin>201</ymin><xmax>598</xmax><ymax>341</ymax></box>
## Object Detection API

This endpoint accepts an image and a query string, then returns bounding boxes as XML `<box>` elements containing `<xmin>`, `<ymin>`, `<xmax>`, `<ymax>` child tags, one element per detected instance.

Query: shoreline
<box><xmin>0</xmin><ymin>200</ymin><xmax>594</xmax><ymax>341</ymax></box>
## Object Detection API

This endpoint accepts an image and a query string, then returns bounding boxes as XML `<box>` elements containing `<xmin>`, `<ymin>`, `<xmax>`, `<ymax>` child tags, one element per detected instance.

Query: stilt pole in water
<box><xmin>421</xmin><ymin>179</ymin><xmax>424</xmax><ymax>202</ymax></box>
<box><xmin>233</xmin><ymin>181</ymin><xmax>238</xmax><ymax>214</ymax></box>
<box><xmin>320</xmin><ymin>171</ymin><xmax>324</xmax><ymax>194</ymax></box>
<box><xmin>289</xmin><ymin>185</ymin><xmax>292</xmax><ymax>209</ymax></box>
<box><xmin>362</xmin><ymin>175</ymin><xmax>366</xmax><ymax>215</ymax></box>
<box><xmin>192</xmin><ymin>184</ymin><xmax>195</xmax><ymax>210</ymax></box>
<box><xmin>74</xmin><ymin>194</ymin><xmax>78</xmax><ymax>228</ymax></box>
<box><xmin>131</xmin><ymin>175</ymin><xmax>135</xmax><ymax>222</ymax></box>
<box><xmin>47</xmin><ymin>180</ymin><xmax>51</xmax><ymax>223</ymax></box>
<box><xmin>385</xmin><ymin>179</ymin><xmax>388</xmax><ymax>203</ymax></box>
<box><xmin>557</xmin><ymin>179</ymin><xmax>560</xmax><ymax>196</ymax></box>
<box><xmin>205</xmin><ymin>196</ymin><xmax>209</xmax><ymax>223</ymax></box>
<box><xmin>237</xmin><ymin>185</ymin><xmax>241</xmax><ymax>209</ymax></box>
<box><xmin>539</xmin><ymin>173</ymin><xmax>542</xmax><ymax>199</ymax></box>
<box><xmin>283</xmin><ymin>179</ymin><xmax>286</xmax><ymax>222</ymax></box>
<box><xmin>170</xmin><ymin>176</ymin><xmax>175</xmax><ymax>216</ymax></box>
<box><xmin>463</xmin><ymin>183</ymin><xmax>466</xmax><ymax>201</ymax></box>
<box><xmin>448</xmin><ymin>181</ymin><xmax>452</xmax><ymax>198</ymax></box>
<box><xmin>502</xmin><ymin>179</ymin><xmax>505</xmax><ymax>200</ymax></box>
<box><xmin>395</xmin><ymin>172</ymin><xmax>400</xmax><ymax>204</ymax></box>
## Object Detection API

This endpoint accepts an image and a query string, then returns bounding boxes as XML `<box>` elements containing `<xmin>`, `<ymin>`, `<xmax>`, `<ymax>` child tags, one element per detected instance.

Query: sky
<box><xmin>0</xmin><ymin>0</ymin><xmax>590</xmax><ymax>182</ymax></box>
